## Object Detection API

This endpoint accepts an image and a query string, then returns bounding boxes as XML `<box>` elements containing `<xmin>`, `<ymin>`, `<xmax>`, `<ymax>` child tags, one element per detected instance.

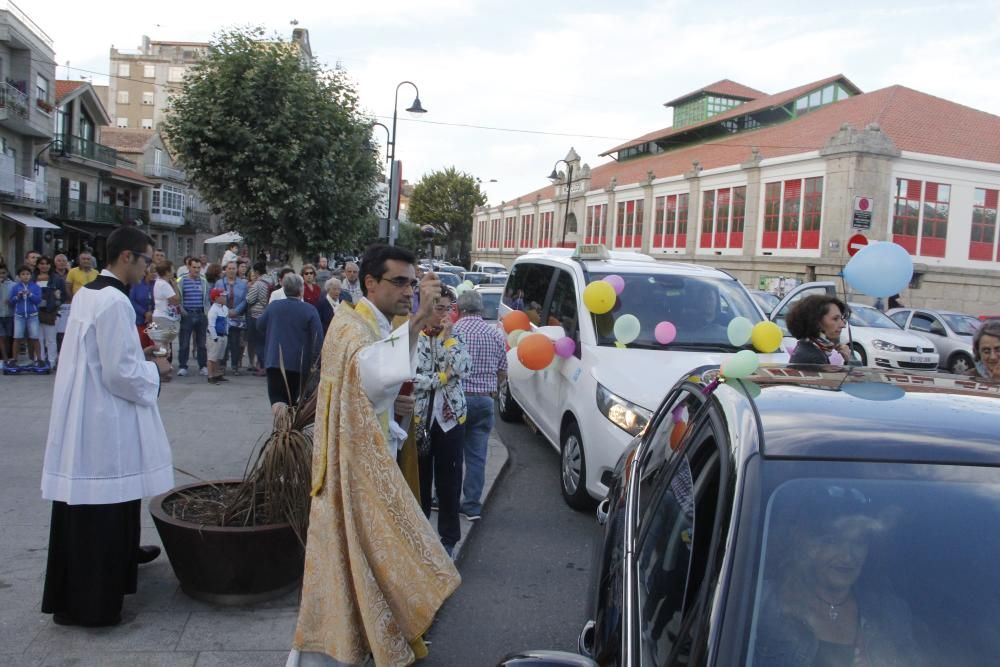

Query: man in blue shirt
<box><xmin>176</xmin><ymin>258</ymin><xmax>209</xmax><ymax>377</ymax></box>
<box><xmin>215</xmin><ymin>261</ymin><xmax>248</xmax><ymax>375</ymax></box>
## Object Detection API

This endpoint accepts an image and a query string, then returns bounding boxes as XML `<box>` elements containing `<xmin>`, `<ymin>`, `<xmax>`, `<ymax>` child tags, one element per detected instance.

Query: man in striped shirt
<box><xmin>453</xmin><ymin>290</ymin><xmax>507</xmax><ymax>521</ymax></box>
<box><xmin>176</xmin><ymin>258</ymin><xmax>209</xmax><ymax>376</ymax></box>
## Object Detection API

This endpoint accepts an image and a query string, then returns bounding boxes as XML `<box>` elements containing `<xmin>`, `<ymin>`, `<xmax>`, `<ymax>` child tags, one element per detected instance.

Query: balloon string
<box><xmin>838</xmin><ymin>269</ymin><xmax>857</xmax><ymax>362</ymax></box>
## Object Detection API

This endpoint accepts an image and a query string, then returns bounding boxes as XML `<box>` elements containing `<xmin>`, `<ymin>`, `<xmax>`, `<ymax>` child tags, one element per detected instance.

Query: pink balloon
<box><xmin>655</xmin><ymin>321</ymin><xmax>677</xmax><ymax>345</ymax></box>
<box><xmin>554</xmin><ymin>336</ymin><xmax>576</xmax><ymax>359</ymax></box>
<box><xmin>603</xmin><ymin>274</ymin><xmax>625</xmax><ymax>295</ymax></box>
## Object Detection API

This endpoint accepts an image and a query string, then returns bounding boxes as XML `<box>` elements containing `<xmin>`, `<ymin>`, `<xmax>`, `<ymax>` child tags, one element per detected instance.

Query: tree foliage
<box><xmin>407</xmin><ymin>167</ymin><xmax>486</xmax><ymax>264</ymax></box>
<box><xmin>164</xmin><ymin>27</ymin><xmax>380</xmax><ymax>256</ymax></box>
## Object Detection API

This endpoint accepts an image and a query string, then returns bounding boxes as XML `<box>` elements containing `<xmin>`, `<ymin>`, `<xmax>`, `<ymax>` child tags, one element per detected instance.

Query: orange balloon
<box><xmin>669</xmin><ymin>421</ymin><xmax>688</xmax><ymax>450</ymax></box>
<box><xmin>503</xmin><ymin>310</ymin><xmax>531</xmax><ymax>334</ymax></box>
<box><xmin>517</xmin><ymin>333</ymin><xmax>556</xmax><ymax>371</ymax></box>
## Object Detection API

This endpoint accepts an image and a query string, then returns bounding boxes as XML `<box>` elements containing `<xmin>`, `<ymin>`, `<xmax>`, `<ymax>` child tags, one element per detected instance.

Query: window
<box><xmin>36</xmin><ymin>74</ymin><xmax>49</xmax><ymax>103</ymax></box>
<box><xmin>142</xmin><ymin>91</ymin><xmax>155</xmax><ymax>106</ymax></box>
<box><xmin>168</xmin><ymin>67</ymin><xmax>185</xmax><ymax>83</ymax></box>
<box><xmin>892</xmin><ymin>179</ymin><xmax>950</xmax><ymax>258</ymax></box>
<box><xmin>143</xmin><ymin>64</ymin><xmax>155</xmax><ymax>78</ymax></box>
<box><xmin>141</xmin><ymin>118</ymin><xmax>154</xmax><ymax>129</ymax></box>
<box><xmin>519</xmin><ymin>213</ymin><xmax>535</xmax><ymax>248</ymax></box>
<box><xmin>792</xmin><ymin>84</ymin><xmax>850</xmax><ymax>115</ymax></box>
<box><xmin>538</xmin><ymin>211</ymin><xmax>554</xmax><ymax>248</ymax></box>
<box><xmin>700</xmin><ymin>186</ymin><xmax>746</xmax><ymax>250</ymax></box>
<box><xmin>761</xmin><ymin>178</ymin><xmax>822</xmax><ymax>251</ymax></box>
<box><xmin>585</xmin><ymin>203</ymin><xmax>608</xmax><ymax>245</ymax></box>
<box><xmin>117</xmin><ymin>90</ymin><xmax>129</xmax><ymax>105</ymax></box>
<box><xmin>118</xmin><ymin>63</ymin><xmax>130</xmax><ymax>77</ymax></box>
<box><xmin>970</xmin><ymin>188</ymin><xmax>998</xmax><ymax>261</ymax></box>
<box><xmin>116</xmin><ymin>117</ymin><xmax>129</xmax><ymax>128</ymax></box>
<box><xmin>503</xmin><ymin>216</ymin><xmax>517</xmax><ymax>250</ymax></box>
<box><xmin>888</xmin><ymin>310</ymin><xmax>911</xmax><ymax>327</ymax></box>
<box><xmin>490</xmin><ymin>218</ymin><xmax>500</xmax><ymax>249</ymax></box>
<box><xmin>476</xmin><ymin>219</ymin><xmax>488</xmax><ymax>250</ymax></box>
<box><xmin>545</xmin><ymin>270</ymin><xmax>580</xmax><ymax>343</ymax></box>
<box><xmin>731</xmin><ymin>186</ymin><xmax>746</xmax><ymax>249</ymax></box>
<box><xmin>615</xmin><ymin>198</ymin><xmax>644</xmax><ymax>249</ymax></box>
<box><xmin>909</xmin><ymin>312</ymin><xmax>945</xmax><ymax>336</ymax></box>
<box><xmin>505</xmin><ymin>263</ymin><xmax>554</xmax><ymax>326</ymax></box>
<box><xmin>700</xmin><ymin>190</ymin><xmax>716</xmax><ymax>249</ymax></box>
<box><xmin>652</xmin><ymin>193</ymin><xmax>689</xmax><ymax>251</ymax></box>
<box><xmin>151</xmin><ymin>184</ymin><xmax>185</xmax><ymax>217</ymax></box>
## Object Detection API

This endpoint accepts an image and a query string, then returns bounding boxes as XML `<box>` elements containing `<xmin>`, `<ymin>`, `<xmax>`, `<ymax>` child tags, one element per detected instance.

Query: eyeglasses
<box><xmin>303</xmin><ymin>271</ymin><xmax>315</xmax><ymax>275</ymax></box>
<box><xmin>137</xmin><ymin>253</ymin><xmax>153</xmax><ymax>266</ymax></box>
<box><xmin>980</xmin><ymin>346</ymin><xmax>1000</xmax><ymax>357</ymax></box>
<box><xmin>379</xmin><ymin>276</ymin><xmax>419</xmax><ymax>289</ymax></box>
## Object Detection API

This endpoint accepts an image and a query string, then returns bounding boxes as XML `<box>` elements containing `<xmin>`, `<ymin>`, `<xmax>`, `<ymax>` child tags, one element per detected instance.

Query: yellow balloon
<box><xmin>750</xmin><ymin>321</ymin><xmax>783</xmax><ymax>353</ymax></box>
<box><xmin>583</xmin><ymin>281</ymin><xmax>617</xmax><ymax>315</ymax></box>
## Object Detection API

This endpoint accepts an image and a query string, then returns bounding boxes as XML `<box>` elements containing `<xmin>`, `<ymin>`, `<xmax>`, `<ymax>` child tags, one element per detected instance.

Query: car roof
<box><xmin>515</xmin><ymin>249</ymin><xmax>734</xmax><ymax>278</ymax></box>
<box><xmin>687</xmin><ymin>365</ymin><xmax>1000</xmax><ymax>466</ymax></box>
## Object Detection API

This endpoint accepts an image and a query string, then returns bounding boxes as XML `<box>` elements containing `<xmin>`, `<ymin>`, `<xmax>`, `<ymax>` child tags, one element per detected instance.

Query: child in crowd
<box><xmin>8</xmin><ymin>266</ymin><xmax>42</xmax><ymax>367</ymax></box>
<box><xmin>0</xmin><ymin>265</ymin><xmax>12</xmax><ymax>367</ymax></box>
<box><xmin>206</xmin><ymin>287</ymin><xmax>229</xmax><ymax>384</ymax></box>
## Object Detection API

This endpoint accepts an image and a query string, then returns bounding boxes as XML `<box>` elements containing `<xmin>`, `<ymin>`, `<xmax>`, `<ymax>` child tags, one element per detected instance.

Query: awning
<box><xmin>204</xmin><ymin>231</ymin><xmax>242</xmax><ymax>244</ymax></box>
<box><xmin>108</xmin><ymin>166</ymin><xmax>156</xmax><ymax>187</ymax></box>
<box><xmin>3</xmin><ymin>212</ymin><xmax>60</xmax><ymax>230</ymax></box>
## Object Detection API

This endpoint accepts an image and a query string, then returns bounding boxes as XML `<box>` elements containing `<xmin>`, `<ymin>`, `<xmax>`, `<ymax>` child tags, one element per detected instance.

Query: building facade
<box><xmin>472</xmin><ymin>76</ymin><xmax>1000</xmax><ymax>315</ymax></box>
<box><xmin>107</xmin><ymin>36</ymin><xmax>209</xmax><ymax>131</ymax></box>
<box><xmin>0</xmin><ymin>1</ymin><xmax>57</xmax><ymax>268</ymax></box>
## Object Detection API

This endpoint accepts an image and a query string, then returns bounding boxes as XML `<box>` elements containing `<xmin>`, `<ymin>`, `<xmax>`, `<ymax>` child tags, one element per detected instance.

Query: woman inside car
<box><xmin>753</xmin><ymin>484</ymin><xmax>920</xmax><ymax>666</ymax></box>
<box><xmin>971</xmin><ymin>319</ymin><xmax>1000</xmax><ymax>380</ymax></box>
<box><xmin>786</xmin><ymin>294</ymin><xmax>851</xmax><ymax>365</ymax></box>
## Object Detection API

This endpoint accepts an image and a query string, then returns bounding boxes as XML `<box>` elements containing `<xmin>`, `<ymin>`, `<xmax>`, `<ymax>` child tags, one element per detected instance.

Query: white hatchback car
<box><xmin>498</xmin><ymin>246</ymin><xmax>785</xmax><ymax>509</ymax></box>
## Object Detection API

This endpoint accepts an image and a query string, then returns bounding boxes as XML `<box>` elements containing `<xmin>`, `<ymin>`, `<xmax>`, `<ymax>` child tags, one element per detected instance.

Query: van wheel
<box><xmin>497</xmin><ymin>375</ymin><xmax>522</xmax><ymax>422</ymax></box>
<box><xmin>561</xmin><ymin>421</ymin><xmax>595</xmax><ymax>511</ymax></box>
<box><xmin>949</xmin><ymin>354</ymin><xmax>973</xmax><ymax>375</ymax></box>
<box><xmin>852</xmin><ymin>344</ymin><xmax>868</xmax><ymax>366</ymax></box>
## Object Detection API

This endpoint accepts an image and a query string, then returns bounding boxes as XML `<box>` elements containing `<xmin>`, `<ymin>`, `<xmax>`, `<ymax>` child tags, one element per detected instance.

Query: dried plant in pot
<box><xmin>149</xmin><ymin>366</ymin><xmax>318</xmax><ymax>605</ymax></box>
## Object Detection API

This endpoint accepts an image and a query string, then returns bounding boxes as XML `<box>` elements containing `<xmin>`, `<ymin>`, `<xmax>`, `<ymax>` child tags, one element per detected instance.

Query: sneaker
<box><xmin>232</xmin><ymin>369</ymin><xmax>241</xmax><ymax>376</ymax></box>
<box><xmin>460</xmin><ymin>512</ymin><xmax>481</xmax><ymax>522</ymax></box>
<box><xmin>177</xmin><ymin>368</ymin><xmax>188</xmax><ymax>377</ymax></box>
<box><xmin>216</xmin><ymin>376</ymin><xmax>229</xmax><ymax>382</ymax></box>
<box><xmin>430</xmin><ymin>498</ymin><xmax>439</xmax><ymax>512</ymax></box>
<box><xmin>207</xmin><ymin>377</ymin><xmax>219</xmax><ymax>385</ymax></box>
<box><xmin>199</xmin><ymin>367</ymin><xmax>208</xmax><ymax>376</ymax></box>
<box><xmin>34</xmin><ymin>359</ymin><xmax>47</xmax><ymax>369</ymax></box>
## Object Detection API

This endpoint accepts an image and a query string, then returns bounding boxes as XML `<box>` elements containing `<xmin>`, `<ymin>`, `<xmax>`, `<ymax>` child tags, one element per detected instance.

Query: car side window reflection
<box><xmin>504</xmin><ymin>263</ymin><xmax>554</xmax><ymax>326</ymax></box>
<box><xmin>546</xmin><ymin>270</ymin><xmax>580</xmax><ymax>346</ymax></box>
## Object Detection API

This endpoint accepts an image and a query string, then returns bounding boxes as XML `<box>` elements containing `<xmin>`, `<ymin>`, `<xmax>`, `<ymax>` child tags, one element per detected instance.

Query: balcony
<box><xmin>187</xmin><ymin>210</ymin><xmax>211</xmax><ymax>231</ymax></box>
<box><xmin>145</xmin><ymin>163</ymin><xmax>186</xmax><ymax>182</ymax></box>
<box><xmin>56</xmin><ymin>133</ymin><xmax>118</xmax><ymax>167</ymax></box>
<box><xmin>45</xmin><ymin>197</ymin><xmax>148</xmax><ymax>226</ymax></box>
<box><xmin>0</xmin><ymin>81</ymin><xmax>28</xmax><ymax>121</ymax></box>
<box><xmin>0</xmin><ymin>155</ymin><xmax>46</xmax><ymax>206</ymax></box>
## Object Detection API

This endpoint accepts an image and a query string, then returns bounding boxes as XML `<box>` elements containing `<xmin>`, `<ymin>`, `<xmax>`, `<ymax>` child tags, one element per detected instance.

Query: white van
<box><xmin>472</xmin><ymin>260</ymin><xmax>508</xmax><ymax>275</ymax></box>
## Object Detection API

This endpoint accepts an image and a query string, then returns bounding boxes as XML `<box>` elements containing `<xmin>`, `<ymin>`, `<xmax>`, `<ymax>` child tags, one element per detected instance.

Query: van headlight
<box><xmin>872</xmin><ymin>339</ymin><xmax>900</xmax><ymax>352</ymax></box>
<box><xmin>596</xmin><ymin>383</ymin><xmax>652</xmax><ymax>436</ymax></box>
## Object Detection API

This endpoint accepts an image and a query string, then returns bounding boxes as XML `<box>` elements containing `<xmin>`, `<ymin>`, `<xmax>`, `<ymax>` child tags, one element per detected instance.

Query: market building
<box><xmin>471</xmin><ymin>75</ymin><xmax>1000</xmax><ymax>315</ymax></box>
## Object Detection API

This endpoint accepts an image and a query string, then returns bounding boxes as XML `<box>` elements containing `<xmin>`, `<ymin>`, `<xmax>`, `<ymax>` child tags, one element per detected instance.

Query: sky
<box><xmin>30</xmin><ymin>0</ymin><xmax>1000</xmax><ymax>205</ymax></box>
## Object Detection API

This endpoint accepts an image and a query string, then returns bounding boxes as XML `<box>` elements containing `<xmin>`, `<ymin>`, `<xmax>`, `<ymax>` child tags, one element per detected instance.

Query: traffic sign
<box><xmin>852</xmin><ymin>195</ymin><xmax>873</xmax><ymax>230</ymax></box>
<box><xmin>847</xmin><ymin>233</ymin><xmax>869</xmax><ymax>257</ymax></box>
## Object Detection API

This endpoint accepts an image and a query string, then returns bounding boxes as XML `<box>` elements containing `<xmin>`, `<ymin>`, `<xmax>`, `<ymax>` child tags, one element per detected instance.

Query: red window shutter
<box><xmin>784</xmin><ymin>179</ymin><xmax>802</xmax><ymax>200</ymax></box>
<box><xmin>906</xmin><ymin>180</ymin><xmax>922</xmax><ymax>201</ymax></box>
<box><xmin>925</xmin><ymin>182</ymin><xmax>938</xmax><ymax>202</ymax></box>
<box><xmin>986</xmin><ymin>189</ymin><xmax>999</xmax><ymax>209</ymax></box>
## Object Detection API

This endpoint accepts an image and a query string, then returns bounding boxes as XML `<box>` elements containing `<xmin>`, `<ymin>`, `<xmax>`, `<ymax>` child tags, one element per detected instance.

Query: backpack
<box><xmin>214</xmin><ymin>313</ymin><xmax>228</xmax><ymax>336</ymax></box>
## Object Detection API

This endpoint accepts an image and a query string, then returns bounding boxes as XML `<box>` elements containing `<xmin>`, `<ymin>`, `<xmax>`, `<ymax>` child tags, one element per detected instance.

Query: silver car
<box><xmin>887</xmin><ymin>308</ymin><xmax>980</xmax><ymax>374</ymax></box>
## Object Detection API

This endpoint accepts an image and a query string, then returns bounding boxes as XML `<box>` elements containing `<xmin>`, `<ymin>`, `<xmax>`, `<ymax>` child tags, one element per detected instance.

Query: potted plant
<box><xmin>149</xmin><ymin>388</ymin><xmax>316</xmax><ymax>605</ymax></box>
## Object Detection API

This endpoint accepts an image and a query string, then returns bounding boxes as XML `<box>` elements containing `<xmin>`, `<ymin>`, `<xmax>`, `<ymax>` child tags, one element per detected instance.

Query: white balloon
<box><xmin>537</xmin><ymin>325</ymin><xmax>567</xmax><ymax>341</ymax></box>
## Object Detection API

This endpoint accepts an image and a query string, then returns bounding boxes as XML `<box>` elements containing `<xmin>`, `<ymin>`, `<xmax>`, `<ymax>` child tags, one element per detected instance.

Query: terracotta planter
<box><xmin>149</xmin><ymin>480</ymin><xmax>305</xmax><ymax>605</ymax></box>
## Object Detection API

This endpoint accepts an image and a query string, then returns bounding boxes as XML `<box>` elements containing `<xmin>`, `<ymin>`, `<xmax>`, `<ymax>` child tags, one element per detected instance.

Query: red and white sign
<box><xmin>847</xmin><ymin>233</ymin><xmax>869</xmax><ymax>257</ymax></box>
<box><xmin>852</xmin><ymin>196</ymin><xmax>873</xmax><ymax>230</ymax></box>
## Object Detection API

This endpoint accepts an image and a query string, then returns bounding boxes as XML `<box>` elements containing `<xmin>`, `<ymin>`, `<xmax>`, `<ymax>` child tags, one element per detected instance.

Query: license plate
<box><xmin>910</xmin><ymin>356</ymin><xmax>931</xmax><ymax>363</ymax></box>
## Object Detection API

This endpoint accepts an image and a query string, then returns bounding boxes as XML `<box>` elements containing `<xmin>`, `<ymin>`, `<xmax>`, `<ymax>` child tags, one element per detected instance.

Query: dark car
<box><xmin>501</xmin><ymin>365</ymin><xmax>1000</xmax><ymax>666</ymax></box>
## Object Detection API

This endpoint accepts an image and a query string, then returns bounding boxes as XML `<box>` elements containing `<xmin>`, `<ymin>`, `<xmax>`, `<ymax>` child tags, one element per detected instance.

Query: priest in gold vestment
<box><xmin>288</xmin><ymin>245</ymin><xmax>460</xmax><ymax>667</ymax></box>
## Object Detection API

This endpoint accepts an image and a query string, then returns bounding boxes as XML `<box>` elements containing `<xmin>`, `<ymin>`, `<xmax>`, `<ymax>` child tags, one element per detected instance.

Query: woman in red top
<box><xmin>301</xmin><ymin>264</ymin><xmax>321</xmax><ymax>305</ymax></box>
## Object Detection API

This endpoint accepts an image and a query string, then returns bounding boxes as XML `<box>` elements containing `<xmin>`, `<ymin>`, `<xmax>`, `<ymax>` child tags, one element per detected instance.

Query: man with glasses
<box><xmin>289</xmin><ymin>244</ymin><xmax>460</xmax><ymax>667</ymax></box>
<box><xmin>342</xmin><ymin>261</ymin><xmax>363</xmax><ymax>304</ymax></box>
<box><xmin>41</xmin><ymin>226</ymin><xmax>173</xmax><ymax>628</ymax></box>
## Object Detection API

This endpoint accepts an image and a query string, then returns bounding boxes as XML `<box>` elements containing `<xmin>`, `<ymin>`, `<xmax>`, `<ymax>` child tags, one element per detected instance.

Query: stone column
<box><xmin>740</xmin><ymin>147</ymin><xmax>763</xmax><ymax>258</ymax></box>
<box><xmin>683</xmin><ymin>161</ymin><xmax>703</xmax><ymax>257</ymax></box>
<box><xmin>641</xmin><ymin>170</ymin><xmax>655</xmax><ymax>254</ymax></box>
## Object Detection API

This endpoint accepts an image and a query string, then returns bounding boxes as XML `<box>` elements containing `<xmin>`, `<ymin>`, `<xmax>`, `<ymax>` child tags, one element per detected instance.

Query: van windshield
<box><xmin>589</xmin><ymin>272</ymin><xmax>763</xmax><ymax>350</ymax></box>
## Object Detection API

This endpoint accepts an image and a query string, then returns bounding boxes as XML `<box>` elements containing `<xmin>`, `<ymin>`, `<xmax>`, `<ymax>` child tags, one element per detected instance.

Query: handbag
<box><xmin>38</xmin><ymin>309</ymin><xmax>57</xmax><ymax>325</ymax></box>
<box><xmin>416</xmin><ymin>340</ymin><xmax>437</xmax><ymax>457</ymax></box>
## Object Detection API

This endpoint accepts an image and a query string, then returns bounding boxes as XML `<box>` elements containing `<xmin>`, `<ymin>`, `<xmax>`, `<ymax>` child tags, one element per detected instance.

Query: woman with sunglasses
<box><xmin>786</xmin><ymin>294</ymin><xmax>851</xmax><ymax>365</ymax></box>
<box><xmin>970</xmin><ymin>320</ymin><xmax>1000</xmax><ymax>380</ymax></box>
<box><xmin>301</xmin><ymin>264</ymin><xmax>321</xmax><ymax>306</ymax></box>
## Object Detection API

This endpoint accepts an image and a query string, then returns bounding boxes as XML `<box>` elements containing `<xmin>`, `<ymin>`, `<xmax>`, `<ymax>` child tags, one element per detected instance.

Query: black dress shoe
<box><xmin>137</xmin><ymin>545</ymin><xmax>161</xmax><ymax>564</ymax></box>
<box><xmin>53</xmin><ymin>612</ymin><xmax>122</xmax><ymax>627</ymax></box>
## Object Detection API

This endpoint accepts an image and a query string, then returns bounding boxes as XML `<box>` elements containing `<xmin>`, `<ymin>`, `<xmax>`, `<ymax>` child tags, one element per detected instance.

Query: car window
<box><xmin>772</xmin><ymin>285</ymin><xmax>833</xmax><ymax>336</ymax></box>
<box><xmin>545</xmin><ymin>269</ymin><xmax>580</xmax><ymax>344</ymax></box>
<box><xmin>849</xmin><ymin>306</ymin><xmax>901</xmax><ymax>329</ymax></box>
<box><xmin>941</xmin><ymin>313</ymin><xmax>979</xmax><ymax>336</ymax></box>
<box><xmin>744</xmin><ymin>467</ymin><xmax>1000</xmax><ymax>667</ymax></box>
<box><xmin>589</xmin><ymin>272</ymin><xmax>762</xmax><ymax>349</ymax></box>
<box><xmin>640</xmin><ymin>389</ymin><xmax>703</xmax><ymax>497</ymax></box>
<box><xmin>888</xmin><ymin>310</ymin><xmax>911</xmax><ymax>327</ymax></box>
<box><xmin>479</xmin><ymin>291</ymin><xmax>501</xmax><ymax>321</ymax></box>
<box><xmin>910</xmin><ymin>312</ymin><xmax>945</xmax><ymax>336</ymax></box>
<box><xmin>505</xmin><ymin>263</ymin><xmax>554</xmax><ymax>326</ymax></box>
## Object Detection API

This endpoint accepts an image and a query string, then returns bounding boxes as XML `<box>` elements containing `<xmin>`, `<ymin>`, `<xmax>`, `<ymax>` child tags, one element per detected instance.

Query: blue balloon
<box><xmin>843</xmin><ymin>242</ymin><xmax>913</xmax><ymax>298</ymax></box>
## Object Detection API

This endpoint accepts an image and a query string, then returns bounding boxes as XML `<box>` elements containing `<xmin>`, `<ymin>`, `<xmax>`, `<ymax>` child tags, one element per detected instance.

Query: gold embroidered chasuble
<box><xmin>292</xmin><ymin>301</ymin><xmax>460</xmax><ymax>666</ymax></box>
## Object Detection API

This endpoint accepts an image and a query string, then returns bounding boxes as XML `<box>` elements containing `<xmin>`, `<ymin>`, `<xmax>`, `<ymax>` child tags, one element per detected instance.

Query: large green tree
<box><xmin>164</xmin><ymin>27</ymin><xmax>380</xmax><ymax>256</ymax></box>
<box><xmin>407</xmin><ymin>167</ymin><xmax>486</xmax><ymax>266</ymax></box>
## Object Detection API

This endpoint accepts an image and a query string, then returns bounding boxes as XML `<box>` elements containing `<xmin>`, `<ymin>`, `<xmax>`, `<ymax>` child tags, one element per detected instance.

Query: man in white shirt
<box><xmin>342</xmin><ymin>261</ymin><xmax>363</xmax><ymax>304</ymax></box>
<box><xmin>268</xmin><ymin>267</ymin><xmax>296</xmax><ymax>304</ymax></box>
<box><xmin>40</xmin><ymin>226</ymin><xmax>173</xmax><ymax>627</ymax></box>
<box><xmin>221</xmin><ymin>242</ymin><xmax>239</xmax><ymax>267</ymax></box>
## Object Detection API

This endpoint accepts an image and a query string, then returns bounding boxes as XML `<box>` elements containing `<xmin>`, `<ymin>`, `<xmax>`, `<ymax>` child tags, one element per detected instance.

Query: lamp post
<box><xmin>371</xmin><ymin>122</ymin><xmax>391</xmax><ymax>227</ymax></box>
<box><xmin>548</xmin><ymin>159</ymin><xmax>574</xmax><ymax>247</ymax></box>
<box><xmin>385</xmin><ymin>81</ymin><xmax>426</xmax><ymax>245</ymax></box>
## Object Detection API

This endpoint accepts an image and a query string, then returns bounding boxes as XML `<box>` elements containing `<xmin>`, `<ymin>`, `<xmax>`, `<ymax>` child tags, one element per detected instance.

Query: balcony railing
<box><xmin>187</xmin><ymin>210</ymin><xmax>211</xmax><ymax>231</ymax></box>
<box><xmin>14</xmin><ymin>174</ymin><xmax>45</xmax><ymax>204</ymax></box>
<box><xmin>45</xmin><ymin>197</ymin><xmax>148</xmax><ymax>226</ymax></box>
<box><xmin>0</xmin><ymin>82</ymin><xmax>29</xmax><ymax>120</ymax></box>
<box><xmin>56</xmin><ymin>133</ymin><xmax>118</xmax><ymax>167</ymax></box>
<box><xmin>145</xmin><ymin>163</ymin><xmax>186</xmax><ymax>181</ymax></box>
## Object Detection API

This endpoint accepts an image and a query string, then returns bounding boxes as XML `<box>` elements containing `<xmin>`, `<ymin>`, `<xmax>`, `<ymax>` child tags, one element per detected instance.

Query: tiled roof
<box><xmin>664</xmin><ymin>79</ymin><xmax>767</xmax><ymax>107</ymax></box>
<box><xmin>498</xmin><ymin>83</ymin><xmax>1000</xmax><ymax>208</ymax></box>
<box><xmin>603</xmin><ymin>74</ymin><xmax>860</xmax><ymax>156</ymax></box>
<box><xmin>99</xmin><ymin>129</ymin><xmax>155</xmax><ymax>154</ymax></box>
<box><xmin>55</xmin><ymin>80</ymin><xmax>84</xmax><ymax>104</ymax></box>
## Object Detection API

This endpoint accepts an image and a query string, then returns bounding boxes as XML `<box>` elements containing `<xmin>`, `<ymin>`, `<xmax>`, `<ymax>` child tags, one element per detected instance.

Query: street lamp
<box><xmin>385</xmin><ymin>81</ymin><xmax>426</xmax><ymax>245</ymax></box>
<box><xmin>548</xmin><ymin>158</ymin><xmax>574</xmax><ymax>247</ymax></box>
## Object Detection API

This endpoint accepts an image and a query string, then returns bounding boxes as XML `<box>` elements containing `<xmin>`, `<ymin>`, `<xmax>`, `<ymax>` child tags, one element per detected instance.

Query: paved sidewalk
<box><xmin>0</xmin><ymin>371</ymin><xmax>508</xmax><ymax>667</ymax></box>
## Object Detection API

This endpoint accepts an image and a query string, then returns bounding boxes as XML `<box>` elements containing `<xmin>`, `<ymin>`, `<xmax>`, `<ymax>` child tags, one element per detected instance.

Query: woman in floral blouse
<box><xmin>413</xmin><ymin>287</ymin><xmax>470</xmax><ymax>557</ymax></box>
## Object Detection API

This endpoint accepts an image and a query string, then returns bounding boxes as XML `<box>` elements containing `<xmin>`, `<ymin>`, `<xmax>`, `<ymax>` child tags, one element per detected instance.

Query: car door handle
<box><xmin>596</xmin><ymin>497</ymin><xmax>610</xmax><ymax>526</ymax></box>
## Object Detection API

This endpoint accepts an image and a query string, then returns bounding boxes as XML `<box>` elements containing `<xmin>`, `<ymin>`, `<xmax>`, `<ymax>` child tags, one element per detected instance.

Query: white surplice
<box><xmin>41</xmin><ymin>270</ymin><xmax>174</xmax><ymax>505</ymax></box>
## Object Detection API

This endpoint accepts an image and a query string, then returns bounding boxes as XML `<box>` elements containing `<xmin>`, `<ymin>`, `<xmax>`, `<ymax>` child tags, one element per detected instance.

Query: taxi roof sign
<box><xmin>573</xmin><ymin>244</ymin><xmax>612</xmax><ymax>261</ymax></box>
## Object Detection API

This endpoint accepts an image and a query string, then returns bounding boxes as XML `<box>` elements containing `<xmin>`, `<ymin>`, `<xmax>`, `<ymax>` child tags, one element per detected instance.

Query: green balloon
<box><xmin>722</xmin><ymin>349</ymin><xmax>760</xmax><ymax>379</ymax></box>
<box><xmin>727</xmin><ymin>317</ymin><xmax>753</xmax><ymax>347</ymax></box>
<box><xmin>614</xmin><ymin>314</ymin><xmax>642</xmax><ymax>344</ymax></box>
